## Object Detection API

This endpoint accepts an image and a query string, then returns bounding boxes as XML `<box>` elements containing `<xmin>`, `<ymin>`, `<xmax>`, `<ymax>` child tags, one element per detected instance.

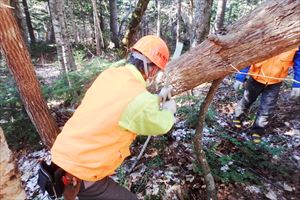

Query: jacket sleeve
<box><xmin>292</xmin><ymin>48</ymin><xmax>300</xmax><ymax>88</ymax></box>
<box><xmin>118</xmin><ymin>92</ymin><xmax>175</xmax><ymax>136</ymax></box>
<box><xmin>235</xmin><ymin>66</ymin><xmax>250</xmax><ymax>83</ymax></box>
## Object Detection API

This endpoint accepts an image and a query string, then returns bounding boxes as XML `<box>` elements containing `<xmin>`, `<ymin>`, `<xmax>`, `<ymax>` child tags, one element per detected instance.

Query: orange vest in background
<box><xmin>51</xmin><ymin>66</ymin><xmax>147</xmax><ymax>181</ymax></box>
<box><xmin>249</xmin><ymin>49</ymin><xmax>297</xmax><ymax>85</ymax></box>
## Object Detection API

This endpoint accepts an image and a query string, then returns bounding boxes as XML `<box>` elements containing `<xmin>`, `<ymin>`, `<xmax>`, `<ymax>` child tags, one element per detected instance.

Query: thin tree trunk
<box><xmin>166</xmin><ymin>0</ymin><xmax>300</xmax><ymax>95</ymax></box>
<box><xmin>11</xmin><ymin>0</ymin><xmax>29</xmax><ymax>48</ymax></box>
<box><xmin>66</xmin><ymin>0</ymin><xmax>79</xmax><ymax>44</ymax></box>
<box><xmin>122</xmin><ymin>0</ymin><xmax>150</xmax><ymax>52</ymax></box>
<box><xmin>0</xmin><ymin>1</ymin><xmax>60</xmax><ymax>148</ymax></box>
<box><xmin>215</xmin><ymin>0</ymin><xmax>227</xmax><ymax>31</ymax></box>
<box><xmin>188</xmin><ymin>0</ymin><xmax>194</xmax><ymax>47</ymax></box>
<box><xmin>156</xmin><ymin>0</ymin><xmax>160</xmax><ymax>37</ymax></box>
<box><xmin>22</xmin><ymin>0</ymin><xmax>35</xmax><ymax>43</ymax></box>
<box><xmin>194</xmin><ymin>78</ymin><xmax>223</xmax><ymax>200</ymax></box>
<box><xmin>109</xmin><ymin>0</ymin><xmax>119</xmax><ymax>48</ymax></box>
<box><xmin>92</xmin><ymin>0</ymin><xmax>103</xmax><ymax>55</ymax></box>
<box><xmin>46</xmin><ymin>0</ymin><xmax>55</xmax><ymax>43</ymax></box>
<box><xmin>49</xmin><ymin>0</ymin><xmax>76</xmax><ymax>74</ymax></box>
<box><xmin>176</xmin><ymin>0</ymin><xmax>181</xmax><ymax>45</ymax></box>
<box><xmin>193</xmin><ymin>0</ymin><xmax>213</xmax><ymax>44</ymax></box>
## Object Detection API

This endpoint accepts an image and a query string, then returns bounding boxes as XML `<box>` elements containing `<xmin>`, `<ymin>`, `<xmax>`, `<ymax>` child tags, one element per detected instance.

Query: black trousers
<box><xmin>235</xmin><ymin>77</ymin><xmax>282</xmax><ymax>131</ymax></box>
<box><xmin>78</xmin><ymin>177</ymin><xmax>138</xmax><ymax>200</ymax></box>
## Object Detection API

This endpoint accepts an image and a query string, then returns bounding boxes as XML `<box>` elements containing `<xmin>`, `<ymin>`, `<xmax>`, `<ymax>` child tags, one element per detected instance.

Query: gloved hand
<box><xmin>158</xmin><ymin>85</ymin><xmax>173</xmax><ymax>102</ymax></box>
<box><xmin>290</xmin><ymin>88</ymin><xmax>300</xmax><ymax>99</ymax></box>
<box><xmin>233</xmin><ymin>80</ymin><xmax>244</xmax><ymax>91</ymax></box>
<box><xmin>162</xmin><ymin>99</ymin><xmax>177</xmax><ymax>114</ymax></box>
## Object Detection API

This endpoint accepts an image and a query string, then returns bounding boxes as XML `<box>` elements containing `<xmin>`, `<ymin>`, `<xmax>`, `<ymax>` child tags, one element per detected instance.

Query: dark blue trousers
<box><xmin>235</xmin><ymin>77</ymin><xmax>282</xmax><ymax>132</ymax></box>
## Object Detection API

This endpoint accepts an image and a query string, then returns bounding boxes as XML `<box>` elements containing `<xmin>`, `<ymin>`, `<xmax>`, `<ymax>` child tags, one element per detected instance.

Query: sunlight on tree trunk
<box><xmin>176</xmin><ymin>0</ymin><xmax>181</xmax><ymax>45</ymax></box>
<box><xmin>156</xmin><ymin>0</ymin><xmax>161</xmax><ymax>37</ymax></box>
<box><xmin>0</xmin><ymin>1</ymin><xmax>60</xmax><ymax>148</ymax></box>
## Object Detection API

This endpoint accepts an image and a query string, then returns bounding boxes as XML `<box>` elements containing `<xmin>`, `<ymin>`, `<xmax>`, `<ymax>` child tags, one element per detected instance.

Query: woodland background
<box><xmin>0</xmin><ymin>0</ymin><xmax>300</xmax><ymax>199</ymax></box>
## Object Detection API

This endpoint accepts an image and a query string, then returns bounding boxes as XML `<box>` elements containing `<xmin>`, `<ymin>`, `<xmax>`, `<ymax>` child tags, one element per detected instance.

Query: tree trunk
<box><xmin>121</xmin><ymin>0</ymin><xmax>150</xmax><ymax>52</ymax></box>
<box><xmin>0</xmin><ymin>1</ymin><xmax>60</xmax><ymax>148</ymax></box>
<box><xmin>194</xmin><ymin>78</ymin><xmax>223</xmax><ymax>200</ymax></box>
<box><xmin>176</xmin><ymin>0</ymin><xmax>181</xmax><ymax>45</ymax></box>
<box><xmin>109</xmin><ymin>0</ymin><xmax>119</xmax><ymax>48</ymax></box>
<box><xmin>66</xmin><ymin>0</ymin><xmax>79</xmax><ymax>44</ymax></box>
<box><xmin>0</xmin><ymin>127</ymin><xmax>26</xmax><ymax>199</ymax></box>
<box><xmin>11</xmin><ymin>0</ymin><xmax>29</xmax><ymax>48</ymax></box>
<box><xmin>188</xmin><ymin>0</ymin><xmax>194</xmax><ymax>47</ymax></box>
<box><xmin>215</xmin><ymin>0</ymin><xmax>227</xmax><ymax>31</ymax></box>
<box><xmin>49</xmin><ymin>0</ymin><xmax>76</xmax><ymax>73</ymax></box>
<box><xmin>22</xmin><ymin>0</ymin><xmax>35</xmax><ymax>43</ymax></box>
<box><xmin>92</xmin><ymin>0</ymin><xmax>103</xmax><ymax>55</ymax></box>
<box><xmin>166</xmin><ymin>0</ymin><xmax>300</xmax><ymax>95</ymax></box>
<box><xmin>193</xmin><ymin>0</ymin><xmax>213</xmax><ymax>44</ymax></box>
<box><xmin>46</xmin><ymin>0</ymin><xmax>55</xmax><ymax>43</ymax></box>
<box><xmin>156</xmin><ymin>0</ymin><xmax>160</xmax><ymax>37</ymax></box>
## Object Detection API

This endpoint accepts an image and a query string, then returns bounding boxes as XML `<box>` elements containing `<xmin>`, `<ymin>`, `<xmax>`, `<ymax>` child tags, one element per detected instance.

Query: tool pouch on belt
<box><xmin>37</xmin><ymin>161</ymin><xmax>65</xmax><ymax>199</ymax></box>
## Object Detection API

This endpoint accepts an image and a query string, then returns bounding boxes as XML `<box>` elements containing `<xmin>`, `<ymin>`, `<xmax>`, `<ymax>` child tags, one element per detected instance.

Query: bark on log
<box><xmin>0</xmin><ymin>0</ymin><xmax>60</xmax><ymax>148</ymax></box>
<box><xmin>167</xmin><ymin>0</ymin><xmax>300</xmax><ymax>95</ymax></box>
<box><xmin>0</xmin><ymin>127</ymin><xmax>26</xmax><ymax>200</ymax></box>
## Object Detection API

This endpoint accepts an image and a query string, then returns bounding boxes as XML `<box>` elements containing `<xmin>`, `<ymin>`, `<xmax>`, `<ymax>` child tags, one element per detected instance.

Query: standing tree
<box><xmin>176</xmin><ymin>0</ymin><xmax>181</xmax><ymax>45</ymax></box>
<box><xmin>109</xmin><ymin>0</ymin><xmax>120</xmax><ymax>48</ymax></box>
<box><xmin>193</xmin><ymin>0</ymin><xmax>213</xmax><ymax>44</ymax></box>
<box><xmin>11</xmin><ymin>0</ymin><xmax>29</xmax><ymax>48</ymax></box>
<box><xmin>22</xmin><ymin>0</ymin><xmax>35</xmax><ymax>43</ymax></box>
<box><xmin>215</xmin><ymin>0</ymin><xmax>227</xmax><ymax>31</ymax></box>
<box><xmin>49</xmin><ymin>0</ymin><xmax>76</xmax><ymax>73</ymax></box>
<box><xmin>156</xmin><ymin>0</ymin><xmax>161</xmax><ymax>37</ymax></box>
<box><xmin>91</xmin><ymin>0</ymin><xmax>103</xmax><ymax>55</ymax></box>
<box><xmin>0</xmin><ymin>0</ymin><xmax>60</xmax><ymax>148</ymax></box>
<box><xmin>122</xmin><ymin>0</ymin><xmax>150</xmax><ymax>52</ymax></box>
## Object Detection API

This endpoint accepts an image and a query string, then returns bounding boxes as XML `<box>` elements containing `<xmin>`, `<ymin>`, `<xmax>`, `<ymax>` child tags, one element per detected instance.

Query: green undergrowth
<box><xmin>0</xmin><ymin>53</ymin><xmax>125</xmax><ymax>149</ymax></box>
<box><xmin>176</xmin><ymin>94</ymin><xmax>216</xmax><ymax>128</ymax></box>
<box><xmin>194</xmin><ymin>133</ymin><xmax>288</xmax><ymax>185</ymax></box>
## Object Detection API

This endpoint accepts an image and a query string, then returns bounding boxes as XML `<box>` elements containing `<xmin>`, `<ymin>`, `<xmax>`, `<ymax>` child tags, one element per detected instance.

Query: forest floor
<box><xmin>17</xmin><ymin>56</ymin><xmax>300</xmax><ymax>200</ymax></box>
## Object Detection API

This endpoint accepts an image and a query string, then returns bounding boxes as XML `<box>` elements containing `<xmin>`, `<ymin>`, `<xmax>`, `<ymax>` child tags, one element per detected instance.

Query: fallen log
<box><xmin>167</xmin><ymin>0</ymin><xmax>300</xmax><ymax>95</ymax></box>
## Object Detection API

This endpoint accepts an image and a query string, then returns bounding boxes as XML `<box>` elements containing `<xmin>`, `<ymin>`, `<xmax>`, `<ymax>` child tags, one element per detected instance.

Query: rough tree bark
<box><xmin>49</xmin><ymin>0</ymin><xmax>76</xmax><ymax>72</ymax></box>
<box><xmin>109</xmin><ymin>0</ymin><xmax>120</xmax><ymax>48</ymax></box>
<box><xmin>194</xmin><ymin>78</ymin><xmax>224</xmax><ymax>200</ymax></box>
<box><xmin>92</xmin><ymin>0</ymin><xmax>103</xmax><ymax>55</ymax></box>
<box><xmin>167</xmin><ymin>0</ymin><xmax>300</xmax><ymax>95</ymax></box>
<box><xmin>21</xmin><ymin>0</ymin><xmax>35</xmax><ymax>43</ymax></box>
<box><xmin>215</xmin><ymin>0</ymin><xmax>227</xmax><ymax>31</ymax></box>
<box><xmin>122</xmin><ymin>0</ymin><xmax>150</xmax><ymax>52</ymax></box>
<box><xmin>193</xmin><ymin>0</ymin><xmax>213</xmax><ymax>44</ymax></box>
<box><xmin>0</xmin><ymin>127</ymin><xmax>26</xmax><ymax>199</ymax></box>
<box><xmin>0</xmin><ymin>0</ymin><xmax>60</xmax><ymax>148</ymax></box>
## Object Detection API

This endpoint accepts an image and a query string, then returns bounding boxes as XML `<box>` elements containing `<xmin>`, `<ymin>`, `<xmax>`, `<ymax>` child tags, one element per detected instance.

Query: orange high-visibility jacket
<box><xmin>249</xmin><ymin>49</ymin><xmax>298</xmax><ymax>85</ymax></box>
<box><xmin>51</xmin><ymin>64</ymin><xmax>174</xmax><ymax>181</ymax></box>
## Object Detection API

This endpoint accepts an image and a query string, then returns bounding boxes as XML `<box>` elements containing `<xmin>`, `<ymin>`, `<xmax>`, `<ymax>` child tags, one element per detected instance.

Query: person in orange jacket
<box><xmin>233</xmin><ymin>47</ymin><xmax>300</xmax><ymax>143</ymax></box>
<box><xmin>39</xmin><ymin>36</ymin><xmax>176</xmax><ymax>200</ymax></box>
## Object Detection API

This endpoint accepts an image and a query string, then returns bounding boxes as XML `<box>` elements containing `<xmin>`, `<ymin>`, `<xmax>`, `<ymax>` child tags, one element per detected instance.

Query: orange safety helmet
<box><xmin>131</xmin><ymin>35</ymin><xmax>170</xmax><ymax>70</ymax></box>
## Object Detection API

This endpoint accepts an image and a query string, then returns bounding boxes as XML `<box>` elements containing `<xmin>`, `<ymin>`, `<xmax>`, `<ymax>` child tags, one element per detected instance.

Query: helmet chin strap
<box><xmin>131</xmin><ymin>51</ymin><xmax>151</xmax><ymax>78</ymax></box>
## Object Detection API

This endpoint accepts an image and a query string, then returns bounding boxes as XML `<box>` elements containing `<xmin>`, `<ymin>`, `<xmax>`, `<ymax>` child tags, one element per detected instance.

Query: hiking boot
<box><xmin>248</xmin><ymin>128</ymin><xmax>265</xmax><ymax>144</ymax></box>
<box><xmin>232</xmin><ymin>116</ymin><xmax>243</xmax><ymax>129</ymax></box>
